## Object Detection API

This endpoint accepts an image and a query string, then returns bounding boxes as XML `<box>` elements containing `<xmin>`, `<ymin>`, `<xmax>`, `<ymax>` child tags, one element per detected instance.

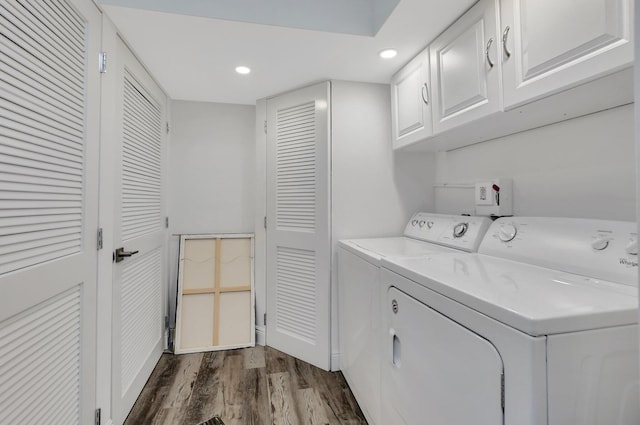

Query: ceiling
<box><xmin>99</xmin><ymin>0</ymin><xmax>401</xmax><ymax>36</ymax></box>
<box><xmin>100</xmin><ymin>0</ymin><xmax>476</xmax><ymax>105</ymax></box>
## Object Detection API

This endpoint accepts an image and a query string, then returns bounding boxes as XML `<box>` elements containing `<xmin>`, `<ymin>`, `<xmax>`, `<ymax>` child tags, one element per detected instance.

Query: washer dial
<box><xmin>591</xmin><ymin>236</ymin><xmax>610</xmax><ymax>251</ymax></box>
<box><xmin>453</xmin><ymin>222</ymin><xmax>469</xmax><ymax>238</ymax></box>
<box><xmin>498</xmin><ymin>223</ymin><xmax>517</xmax><ymax>242</ymax></box>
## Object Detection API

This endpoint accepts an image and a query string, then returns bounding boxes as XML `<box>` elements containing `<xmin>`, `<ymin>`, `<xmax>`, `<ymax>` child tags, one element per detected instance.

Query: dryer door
<box><xmin>383</xmin><ymin>287</ymin><xmax>504</xmax><ymax>425</ymax></box>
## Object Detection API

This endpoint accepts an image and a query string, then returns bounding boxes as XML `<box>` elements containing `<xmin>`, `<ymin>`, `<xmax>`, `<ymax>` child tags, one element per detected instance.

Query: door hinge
<box><xmin>264</xmin><ymin>312</ymin><xmax>267</xmax><ymax>326</ymax></box>
<box><xmin>263</xmin><ymin>216</ymin><xmax>267</xmax><ymax>229</ymax></box>
<box><xmin>166</xmin><ymin>122</ymin><xmax>170</xmax><ymax>134</ymax></box>
<box><xmin>97</xmin><ymin>228</ymin><xmax>103</xmax><ymax>250</ymax></box>
<box><xmin>165</xmin><ymin>217</ymin><xmax>169</xmax><ymax>228</ymax></box>
<box><xmin>99</xmin><ymin>52</ymin><xmax>107</xmax><ymax>73</ymax></box>
<box><xmin>164</xmin><ymin>315</ymin><xmax>169</xmax><ymax>329</ymax></box>
<box><xmin>500</xmin><ymin>372</ymin><xmax>505</xmax><ymax>412</ymax></box>
<box><xmin>263</xmin><ymin>120</ymin><xmax>267</xmax><ymax>135</ymax></box>
<box><xmin>95</xmin><ymin>408</ymin><xmax>101</xmax><ymax>425</ymax></box>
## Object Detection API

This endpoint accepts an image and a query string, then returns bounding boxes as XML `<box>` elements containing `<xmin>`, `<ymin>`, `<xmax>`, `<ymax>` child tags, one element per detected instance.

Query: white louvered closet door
<box><xmin>0</xmin><ymin>1</ymin><xmax>101</xmax><ymax>424</ymax></box>
<box><xmin>266</xmin><ymin>82</ymin><xmax>331</xmax><ymax>370</ymax></box>
<box><xmin>110</xmin><ymin>37</ymin><xmax>167</xmax><ymax>425</ymax></box>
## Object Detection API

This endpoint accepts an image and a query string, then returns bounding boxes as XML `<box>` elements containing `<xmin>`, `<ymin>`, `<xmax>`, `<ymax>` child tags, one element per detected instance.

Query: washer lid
<box><xmin>338</xmin><ymin>237</ymin><xmax>456</xmax><ymax>264</ymax></box>
<box><xmin>381</xmin><ymin>253</ymin><xmax>638</xmax><ymax>336</ymax></box>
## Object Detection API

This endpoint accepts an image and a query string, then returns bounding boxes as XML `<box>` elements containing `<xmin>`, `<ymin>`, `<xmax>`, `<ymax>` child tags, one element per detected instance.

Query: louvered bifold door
<box><xmin>0</xmin><ymin>1</ymin><xmax>101</xmax><ymax>424</ymax></box>
<box><xmin>110</xmin><ymin>37</ymin><xmax>167</xmax><ymax>425</ymax></box>
<box><xmin>266</xmin><ymin>82</ymin><xmax>331</xmax><ymax>370</ymax></box>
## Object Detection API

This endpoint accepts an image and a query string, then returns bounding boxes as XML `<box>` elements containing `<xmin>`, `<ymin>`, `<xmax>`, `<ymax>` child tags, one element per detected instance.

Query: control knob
<box><xmin>453</xmin><ymin>222</ymin><xmax>468</xmax><ymax>238</ymax></box>
<box><xmin>591</xmin><ymin>236</ymin><xmax>611</xmax><ymax>251</ymax></box>
<box><xmin>498</xmin><ymin>223</ymin><xmax>517</xmax><ymax>242</ymax></box>
<box><xmin>626</xmin><ymin>239</ymin><xmax>638</xmax><ymax>255</ymax></box>
<box><xmin>419</xmin><ymin>220</ymin><xmax>426</xmax><ymax>228</ymax></box>
<box><xmin>411</xmin><ymin>219</ymin><xmax>418</xmax><ymax>226</ymax></box>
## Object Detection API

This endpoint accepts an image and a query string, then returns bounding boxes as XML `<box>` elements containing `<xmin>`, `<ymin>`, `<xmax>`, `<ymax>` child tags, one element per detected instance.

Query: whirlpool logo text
<box><xmin>619</xmin><ymin>258</ymin><xmax>638</xmax><ymax>267</ymax></box>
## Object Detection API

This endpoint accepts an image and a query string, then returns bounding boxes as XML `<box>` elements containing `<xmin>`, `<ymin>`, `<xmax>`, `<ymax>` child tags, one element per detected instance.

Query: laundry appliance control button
<box><xmin>453</xmin><ymin>222</ymin><xmax>468</xmax><ymax>238</ymax></box>
<box><xmin>625</xmin><ymin>239</ymin><xmax>638</xmax><ymax>255</ymax></box>
<box><xmin>591</xmin><ymin>237</ymin><xmax>610</xmax><ymax>251</ymax></box>
<box><xmin>498</xmin><ymin>224</ymin><xmax>517</xmax><ymax>242</ymax></box>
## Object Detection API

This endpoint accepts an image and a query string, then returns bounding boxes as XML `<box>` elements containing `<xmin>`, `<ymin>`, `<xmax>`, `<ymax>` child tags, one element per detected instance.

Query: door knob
<box><xmin>114</xmin><ymin>247</ymin><xmax>139</xmax><ymax>263</ymax></box>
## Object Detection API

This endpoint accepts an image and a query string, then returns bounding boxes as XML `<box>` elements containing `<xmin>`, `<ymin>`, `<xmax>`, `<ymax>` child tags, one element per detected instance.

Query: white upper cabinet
<box><xmin>430</xmin><ymin>0</ymin><xmax>501</xmax><ymax>133</ymax></box>
<box><xmin>501</xmin><ymin>0</ymin><xmax>633</xmax><ymax>109</ymax></box>
<box><xmin>390</xmin><ymin>48</ymin><xmax>432</xmax><ymax>149</ymax></box>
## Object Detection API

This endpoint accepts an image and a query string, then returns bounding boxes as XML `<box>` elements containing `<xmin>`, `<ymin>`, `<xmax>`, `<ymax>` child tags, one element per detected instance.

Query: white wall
<box><xmin>167</xmin><ymin>100</ymin><xmax>256</xmax><ymax>330</ymax></box>
<box><xmin>330</xmin><ymin>80</ymin><xmax>435</xmax><ymax>369</ymax></box>
<box><xmin>434</xmin><ymin>104</ymin><xmax>636</xmax><ymax>221</ymax></box>
<box><xmin>331</xmin><ymin>81</ymin><xmax>435</xmax><ymax>240</ymax></box>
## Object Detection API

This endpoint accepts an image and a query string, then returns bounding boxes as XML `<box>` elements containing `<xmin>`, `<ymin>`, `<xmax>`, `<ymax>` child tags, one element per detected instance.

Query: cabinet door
<box><xmin>430</xmin><ymin>0</ymin><xmax>501</xmax><ymax>133</ymax></box>
<box><xmin>501</xmin><ymin>0</ymin><xmax>633</xmax><ymax>109</ymax></box>
<box><xmin>390</xmin><ymin>48</ymin><xmax>432</xmax><ymax>150</ymax></box>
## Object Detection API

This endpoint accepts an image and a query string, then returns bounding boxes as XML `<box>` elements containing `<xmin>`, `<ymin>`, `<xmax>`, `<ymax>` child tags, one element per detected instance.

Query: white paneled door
<box><xmin>0</xmin><ymin>0</ymin><xmax>101</xmax><ymax>424</ymax></box>
<box><xmin>111</xmin><ymin>37</ymin><xmax>167</xmax><ymax>425</ymax></box>
<box><xmin>266</xmin><ymin>82</ymin><xmax>331</xmax><ymax>370</ymax></box>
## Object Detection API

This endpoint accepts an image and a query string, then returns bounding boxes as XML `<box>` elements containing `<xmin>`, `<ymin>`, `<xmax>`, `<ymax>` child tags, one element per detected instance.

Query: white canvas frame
<box><xmin>175</xmin><ymin>233</ymin><xmax>255</xmax><ymax>354</ymax></box>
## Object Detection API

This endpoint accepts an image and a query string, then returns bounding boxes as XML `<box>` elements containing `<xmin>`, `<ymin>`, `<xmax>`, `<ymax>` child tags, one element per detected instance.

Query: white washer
<box><xmin>380</xmin><ymin>217</ymin><xmax>639</xmax><ymax>425</ymax></box>
<box><xmin>337</xmin><ymin>212</ymin><xmax>491</xmax><ymax>425</ymax></box>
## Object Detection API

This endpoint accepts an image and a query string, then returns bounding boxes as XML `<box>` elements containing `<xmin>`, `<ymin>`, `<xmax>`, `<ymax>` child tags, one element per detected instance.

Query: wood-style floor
<box><xmin>124</xmin><ymin>346</ymin><xmax>368</xmax><ymax>425</ymax></box>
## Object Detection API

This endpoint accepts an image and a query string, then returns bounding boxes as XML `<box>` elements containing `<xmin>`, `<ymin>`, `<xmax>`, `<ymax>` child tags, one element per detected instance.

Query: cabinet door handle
<box><xmin>486</xmin><ymin>37</ymin><xmax>494</xmax><ymax>68</ymax></box>
<box><xmin>502</xmin><ymin>26</ymin><xmax>512</xmax><ymax>59</ymax></box>
<box><xmin>421</xmin><ymin>82</ymin><xmax>429</xmax><ymax>105</ymax></box>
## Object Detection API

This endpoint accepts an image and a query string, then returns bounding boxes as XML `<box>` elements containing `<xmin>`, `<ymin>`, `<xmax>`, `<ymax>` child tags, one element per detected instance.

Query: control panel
<box><xmin>404</xmin><ymin>212</ymin><xmax>492</xmax><ymax>252</ymax></box>
<box><xmin>479</xmin><ymin>217</ymin><xmax>638</xmax><ymax>286</ymax></box>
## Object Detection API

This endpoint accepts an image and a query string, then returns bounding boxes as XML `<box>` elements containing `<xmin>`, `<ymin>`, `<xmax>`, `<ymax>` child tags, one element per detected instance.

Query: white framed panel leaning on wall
<box><xmin>175</xmin><ymin>234</ymin><xmax>255</xmax><ymax>354</ymax></box>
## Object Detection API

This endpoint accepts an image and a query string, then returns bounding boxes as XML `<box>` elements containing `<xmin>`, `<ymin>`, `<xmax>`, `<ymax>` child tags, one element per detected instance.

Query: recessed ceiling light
<box><xmin>235</xmin><ymin>66</ymin><xmax>251</xmax><ymax>75</ymax></box>
<box><xmin>378</xmin><ymin>49</ymin><xmax>397</xmax><ymax>59</ymax></box>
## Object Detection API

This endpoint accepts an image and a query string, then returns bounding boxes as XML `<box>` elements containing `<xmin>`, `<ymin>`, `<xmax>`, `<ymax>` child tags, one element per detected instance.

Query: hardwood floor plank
<box><xmin>124</xmin><ymin>347</ymin><xmax>368</xmax><ymax>425</ymax></box>
<box><xmin>244</xmin><ymin>346</ymin><xmax>267</xmax><ymax>369</ymax></box>
<box><xmin>268</xmin><ymin>372</ymin><xmax>301</xmax><ymax>425</ymax></box>
<box><xmin>151</xmin><ymin>408</ymin><xmax>170</xmax><ymax>425</ymax></box>
<box><xmin>156</xmin><ymin>352</ymin><xmax>204</xmax><ymax>425</ymax></box>
<box><xmin>296</xmin><ymin>388</ymin><xmax>330</xmax><ymax>425</ymax></box>
<box><xmin>265</xmin><ymin>346</ymin><xmax>289</xmax><ymax>374</ymax></box>
<box><xmin>212</xmin><ymin>352</ymin><xmax>245</xmax><ymax>424</ymax></box>
<box><xmin>124</xmin><ymin>354</ymin><xmax>179</xmax><ymax>425</ymax></box>
<box><xmin>184</xmin><ymin>350</ymin><xmax>226</xmax><ymax>424</ymax></box>
<box><xmin>243</xmin><ymin>366</ymin><xmax>272</xmax><ymax>425</ymax></box>
<box><xmin>310</xmin><ymin>367</ymin><xmax>366</xmax><ymax>424</ymax></box>
<box><xmin>287</xmin><ymin>355</ymin><xmax>315</xmax><ymax>391</ymax></box>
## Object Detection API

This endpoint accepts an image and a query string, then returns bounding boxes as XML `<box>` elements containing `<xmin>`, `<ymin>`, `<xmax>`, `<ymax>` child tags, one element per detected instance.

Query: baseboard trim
<box><xmin>331</xmin><ymin>351</ymin><xmax>340</xmax><ymax>372</ymax></box>
<box><xmin>255</xmin><ymin>325</ymin><xmax>266</xmax><ymax>346</ymax></box>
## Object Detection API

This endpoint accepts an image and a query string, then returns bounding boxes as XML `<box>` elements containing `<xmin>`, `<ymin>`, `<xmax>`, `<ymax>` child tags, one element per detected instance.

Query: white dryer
<box><xmin>380</xmin><ymin>217</ymin><xmax>639</xmax><ymax>425</ymax></box>
<box><xmin>337</xmin><ymin>212</ymin><xmax>491</xmax><ymax>425</ymax></box>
